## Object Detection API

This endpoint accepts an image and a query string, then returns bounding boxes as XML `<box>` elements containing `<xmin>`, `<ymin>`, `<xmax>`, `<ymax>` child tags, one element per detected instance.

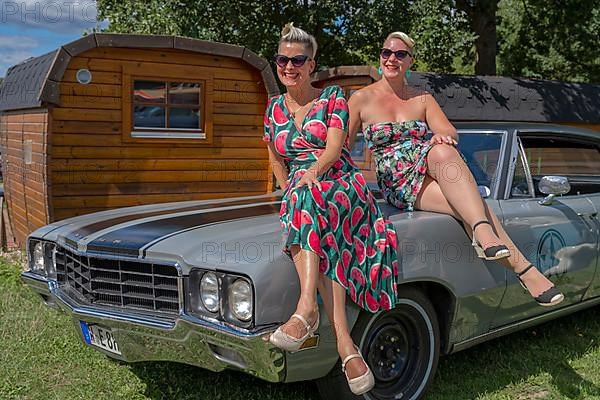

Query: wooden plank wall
<box><xmin>0</xmin><ymin>110</ymin><xmax>49</xmax><ymax>246</ymax></box>
<box><xmin>51</xmin><ymin>48</ymin><xmax>270</xmax><ymax>220</ymax></box>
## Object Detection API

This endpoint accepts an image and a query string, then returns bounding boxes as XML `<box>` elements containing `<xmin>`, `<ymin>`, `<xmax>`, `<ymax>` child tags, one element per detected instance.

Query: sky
<box><xmin>0</xmin><ymin>0</ymin><xmax>107</xmax><ymax>77</ymax></box>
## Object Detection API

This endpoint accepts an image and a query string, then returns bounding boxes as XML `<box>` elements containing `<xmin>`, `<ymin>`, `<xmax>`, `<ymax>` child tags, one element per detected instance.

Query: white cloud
<box><xmin>0</xmin><ymin>0</ymin><xmax>101</xmax><ymax>33</ymax></box>
<box><xmin>0</xmin><ymin>35</ymin><xmax>39</xmax><ymax>50</ymax></box>
<box><xmin>0</xmin><ymin>35</ymin><xmax>40</xmax><ymax>76</ymax></box>
<box><xmin>2</xmin><ymin>49</ymin><xmax>35</xmax><ymax>65</ymax></box>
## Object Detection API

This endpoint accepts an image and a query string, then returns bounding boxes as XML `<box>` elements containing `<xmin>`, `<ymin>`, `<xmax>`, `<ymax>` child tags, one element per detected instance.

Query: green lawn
<box><xmin>2</xmin><ymin>252</ymin><xmax>600</xmax><ymax>400</ymax></box>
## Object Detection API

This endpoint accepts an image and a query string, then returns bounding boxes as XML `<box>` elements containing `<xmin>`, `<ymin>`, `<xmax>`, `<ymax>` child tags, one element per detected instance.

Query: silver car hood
<box><xmin>32</xmin><ymin>192</ymin><xmax>283</xmax><ymax>262</ymax></box>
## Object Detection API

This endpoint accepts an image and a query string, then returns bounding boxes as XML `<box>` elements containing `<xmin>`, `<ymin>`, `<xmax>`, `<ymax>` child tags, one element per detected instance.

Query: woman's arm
<box><xmin>266</xmin><ymin>143</ymin><xmax>289</xmax><ymax>190</ymax></box>
<box><xmin>347</xmin><ymin>90</ymin><xmax>366</xmax><ymax>150</ymax></box>
<box><xmin>424</xmin><ymin>93</ymin><xmax>458</xmax><ymax>143</ymax></box>
<box><xmin>309</xmin><ymin>127</ymin><xmax>345</xmax><ymax>175</ymax></box>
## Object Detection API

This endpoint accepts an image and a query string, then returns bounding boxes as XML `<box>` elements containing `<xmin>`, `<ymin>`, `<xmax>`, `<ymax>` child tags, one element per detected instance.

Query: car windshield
<box><xmin>357</xmin><ymin>130</ymin><xmax>505</xmax><ymax>196</ymax></box>
<box><xmin>456</xmin><ymin>131</ymin><xmax>504</xmax><ymax>193</ymax></box>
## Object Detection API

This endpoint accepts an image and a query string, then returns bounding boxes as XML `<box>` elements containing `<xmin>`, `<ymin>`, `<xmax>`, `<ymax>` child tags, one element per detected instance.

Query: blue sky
<box><xmin>0</xmin><ymin>0</ymin><xmax>106</xmax><ymax>77</ymax></box>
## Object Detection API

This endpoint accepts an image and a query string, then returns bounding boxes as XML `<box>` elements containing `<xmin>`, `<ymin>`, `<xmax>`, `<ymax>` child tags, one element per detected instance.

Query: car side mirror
<box><xmin>538</xmin><ymin>175</ymin><xmax>570</xmax><ymax>205</ymax></box>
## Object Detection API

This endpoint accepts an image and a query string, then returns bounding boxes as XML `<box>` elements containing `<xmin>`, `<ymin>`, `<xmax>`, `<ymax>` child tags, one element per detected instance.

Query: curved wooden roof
<box><xmin>312</xmin><ymin>65</ymin><xmax>600</xmax><ymax>123</ymax></box>
<box><xmin>0</xmin><ymin>33</ymin><xmax>279</xmax><ymax>112</ymax></box>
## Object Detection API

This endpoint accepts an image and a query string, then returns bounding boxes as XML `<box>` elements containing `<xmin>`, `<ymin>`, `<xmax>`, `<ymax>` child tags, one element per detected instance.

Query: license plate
<box><xmin>80</xmin><ymin>321</ymin><xmax>121</xmax><ymax>355</ymax></box>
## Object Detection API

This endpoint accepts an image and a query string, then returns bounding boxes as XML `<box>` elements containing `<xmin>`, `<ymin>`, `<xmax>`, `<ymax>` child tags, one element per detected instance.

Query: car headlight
<box><xmin>31</xmin><ymin>242</ymin><xmax>45</xmax><ymax>274</ymax></box>
<box><xmin>200</xmin><ymin>272</ymin><xmax>220</xmax><ymax>313</ymax></box>
<box><xmin>228</xmin><ymin>279</ymin><xmax>253</xmax><ymax>321</ymax></box>
<box><xmin>28</xmin><ymin>240</ymin><xmax>57</xmax><ymax>278</ymax></box>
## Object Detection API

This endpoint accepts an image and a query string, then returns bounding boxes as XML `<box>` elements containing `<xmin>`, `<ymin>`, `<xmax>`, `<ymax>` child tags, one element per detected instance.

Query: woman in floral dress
<box><xmin>264</xmin><ymin>23</ymin><xmax>397</xmax><ymax>395</ymax></box>
<box><xmin>348</xmin><ymin>31</ymin><xmax>563</xmax><ymax>307</ymax></box>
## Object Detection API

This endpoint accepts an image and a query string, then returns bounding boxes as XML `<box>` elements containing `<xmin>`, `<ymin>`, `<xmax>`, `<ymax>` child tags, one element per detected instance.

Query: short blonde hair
<box><xmin>384</xmin><ymin>31</ymin><xmax>415</xmax><ymax>55</ymax></box>
<box><xmin>279</xmin><ymin>22</ymin><xmax>318</xmax><ymax>59</ymax></box>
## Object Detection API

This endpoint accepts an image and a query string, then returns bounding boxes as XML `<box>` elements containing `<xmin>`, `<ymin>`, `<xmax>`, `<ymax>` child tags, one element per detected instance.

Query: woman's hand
<box><xmin>294</xmin><ymin>169</ymin><xmax>322</xmax><ymax>190</ymax></box>
<box><xmin>429</xmin><ymin>134</ymin><xmax>457</xmax><ymax>146</ymax></box>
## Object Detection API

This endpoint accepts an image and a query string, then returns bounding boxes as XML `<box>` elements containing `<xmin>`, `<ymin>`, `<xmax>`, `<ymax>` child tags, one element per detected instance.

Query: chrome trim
<box><xmin>520</xmin><ymin>137</ymin><xmax>536</xmax><ymax>198</ymax></box>
<box><xmin>54</xmin><ymin>242</ymin><xmax>183</xmax><ymax>274</ymax></box>
<box><xmin>177</xmin><ymin>263</ymin><xmax>185</xmax><ymax>315</ymax></box>
<box><xmin>503</xmin><ymin>130</ymin><xmax>519</xmax><ymax>200</ymax></box>
<box><xmin>20</xmin><ymin>271</ymin><xmax>285</xmax><ymax>382</ymax></box>
<box><xmin>53</xmin><ymin>244</ymin><xmax>183</xmax><ymax>317</ymax></box>
<box><xmin>503</xmin><ymin>136</ymin><xmax>536</xmax><ymax>200</ymax></box>
<box><xmin>451</xmin><ymin>296</ymin><xmax>600</xmax><ymax>353</ymax></box>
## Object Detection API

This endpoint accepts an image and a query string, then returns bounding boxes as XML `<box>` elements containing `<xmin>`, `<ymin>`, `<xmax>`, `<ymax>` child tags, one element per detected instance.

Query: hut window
<box><xmin>131</xmin><ymin>80</ymin><xmax>204</xmax><ymax>138</ymax></box>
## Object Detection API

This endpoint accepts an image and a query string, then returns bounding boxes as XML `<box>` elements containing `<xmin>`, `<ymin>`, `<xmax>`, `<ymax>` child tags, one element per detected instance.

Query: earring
<box><xmin>405</xmin><ymin>69</ymin><xmax>411</xmax><ymax>79</ymax></box>
<box><xmin>378</xmin><ymin>66</ymin><xmax>383</xmax><ymax>75</ymax></box>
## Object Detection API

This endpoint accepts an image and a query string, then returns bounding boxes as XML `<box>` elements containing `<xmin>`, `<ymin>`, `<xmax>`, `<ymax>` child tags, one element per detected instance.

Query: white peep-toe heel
<box><xmin>269</xmin><ymin>311</ymin><xmax>320</xmax><ymax>352</ymax></box>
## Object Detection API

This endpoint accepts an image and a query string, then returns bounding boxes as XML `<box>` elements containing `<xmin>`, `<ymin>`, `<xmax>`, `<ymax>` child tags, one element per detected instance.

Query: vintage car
<box><xmin>21</xmin><ymin>122</ymin><xmax>600</xmax><ymax>399</ymax></box>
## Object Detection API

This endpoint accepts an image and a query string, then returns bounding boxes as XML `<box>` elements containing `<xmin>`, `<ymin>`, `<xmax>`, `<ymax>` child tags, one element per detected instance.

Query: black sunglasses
<box><xmin>380</xmin><ymin>48</ymin><xmax>412</xmax><ymax>60</ymax></box>
<box><xmin>274</xmin><ymin>54</ymin><xmax>310</xmax><ymax>68</ymax></box>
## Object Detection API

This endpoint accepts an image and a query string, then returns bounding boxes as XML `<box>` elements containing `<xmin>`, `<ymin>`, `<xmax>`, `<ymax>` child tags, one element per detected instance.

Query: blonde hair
<box><xmin>279</xmin><ymin>22</ymin><xmax>318</xmax><ymax>59</ymax></box>
<box><xmin>384</xmin><ymin>31</ymin><xmax>415</xmax><ymax>55</ymax></box>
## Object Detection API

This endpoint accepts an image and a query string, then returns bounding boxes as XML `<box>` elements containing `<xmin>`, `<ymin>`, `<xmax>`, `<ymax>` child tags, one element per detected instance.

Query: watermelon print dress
<box><xmin>263</xmin><ymin>85</ymin><xmax>399</xmax><ymax>312</ymax></box>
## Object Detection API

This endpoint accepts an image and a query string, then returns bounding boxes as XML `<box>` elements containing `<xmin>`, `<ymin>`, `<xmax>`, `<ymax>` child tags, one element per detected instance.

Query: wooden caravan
<box><xmin>0</xmin><ymin>34</ymin><xmax>279</xmax><ymax>246</ymax></box>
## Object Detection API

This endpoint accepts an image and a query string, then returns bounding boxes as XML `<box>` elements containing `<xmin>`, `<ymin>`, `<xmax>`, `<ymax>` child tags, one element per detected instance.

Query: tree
<box><xmin>497</xmin><ymin>0</ymin><xmax>600</xmax><ymax>83</ymax></box>
<box><xmin>455</xmin><ymin>0</ymin><xmax>499</xmax><ymax>75</ymax></box>
<box><xmin>97</xmin><ymin>0</ymin><xmax>599</xmax><ymax>82</ymax></box>
<box><xmin>97</xmin><ymin>0</ymin><xmax>473</xmax><ymax>74</ymax></box>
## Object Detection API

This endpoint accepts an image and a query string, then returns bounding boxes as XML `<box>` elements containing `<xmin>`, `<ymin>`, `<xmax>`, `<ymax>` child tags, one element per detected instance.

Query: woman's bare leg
<box><xmin>279</xmin><ymin>246</ymin><xmax>320</xmax><ymax>338</ymax></box>
<box><xmin>424</xmin><ymin>144</ymin><xmax>502</xmax><ymax>249</ymax></box>
<box><xmin>318</xmin><ymin>275</ymin><xmax>368</xmax><ymax>379</ymax></box>
<box><xmin>415</xmin><ymin>175</ymin><xmax>556</xmax><ymax>297</ymax></box>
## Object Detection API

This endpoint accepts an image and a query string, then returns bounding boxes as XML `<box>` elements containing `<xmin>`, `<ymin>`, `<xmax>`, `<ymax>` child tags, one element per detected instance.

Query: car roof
<box><xmin>454</xmin><ymin>121</ymin><xmax>600</xmax><ymax>139</ymax></box>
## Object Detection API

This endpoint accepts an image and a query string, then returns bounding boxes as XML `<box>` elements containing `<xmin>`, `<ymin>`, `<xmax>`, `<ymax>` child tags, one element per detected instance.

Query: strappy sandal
<box><xmin>472</xmin><ymin>220</ymin><xmax>511</xmax><ymax>260</ymax></box>
<box><xmin>517</xmin><ymin>264</ymin><xmax>564</xmax><ymax>307</ymax></box>
<box><xmin>269</xmin><ymin>311</ymin><xmax>320</xmax><ymax>352</ymax></box>
<box><xmin>342</xmin><ymin>346</ymin><xmax>375</xmax><ymax>395</ymax></box>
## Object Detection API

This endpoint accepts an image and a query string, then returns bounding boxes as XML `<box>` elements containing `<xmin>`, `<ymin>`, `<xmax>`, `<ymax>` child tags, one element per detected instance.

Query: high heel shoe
<box><xmin>269</xmin><ymin>310</ymin><xmax>320</xmax><ymax>352</ymax></box>
<box><xmin>342</xmin><ymin>346</ymin><xmax>375</xmax><ymax>395</ymax></box>
<box><xmin>472</xmin><ymin>220</ymin><xmax>511</xmax><ymax>260</ymax></box>
<box><xmin>517</xmin><ymin>264</ymin><xmax>564</xmax><ymax>307</ymax></box>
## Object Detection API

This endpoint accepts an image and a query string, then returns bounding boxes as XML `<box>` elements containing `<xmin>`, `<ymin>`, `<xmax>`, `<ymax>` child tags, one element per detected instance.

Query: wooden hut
<box><xmin>313</xmin><ymin>66</ymin><xmax>600</xmax><ymax>180</ymax></box>
<box><xmin>0</xmin><ymin>33</ymin><xmax>279</xmax><ymax>246</ymax></box>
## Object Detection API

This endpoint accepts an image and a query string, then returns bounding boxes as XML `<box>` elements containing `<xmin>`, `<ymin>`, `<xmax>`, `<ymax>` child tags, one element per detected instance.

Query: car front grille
<box><xmin>55</xmin><ymin>247</ymin><xmax>181</xmax><ymax>316</ymax></box>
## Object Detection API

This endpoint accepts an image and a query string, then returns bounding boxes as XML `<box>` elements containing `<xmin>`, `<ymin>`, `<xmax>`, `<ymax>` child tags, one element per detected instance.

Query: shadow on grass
<box><xmin>127</xmin><ymin>306</ymin><xmax>600</xmax><ymax>400</ymax></box>
<box><xmin>429</xmin><ymin>306</ymin><xmax>600</xmax><ymax>399</ymax></box>
<box><xmin>128</xmin><ymin>361</ymin><xmax>320</xmax><ymax>400</ymax></box>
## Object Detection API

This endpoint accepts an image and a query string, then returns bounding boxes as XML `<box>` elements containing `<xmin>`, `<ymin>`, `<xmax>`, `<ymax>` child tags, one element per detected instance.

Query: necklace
<box><xmin>289</xmin><ymin>102</ymin><xmax>306</xmax><ymax>119</ymax></box>
<box><xmin>286</xmin><ymin>89</ymin><xmax>320</xmax><ymax>119</ymax></box>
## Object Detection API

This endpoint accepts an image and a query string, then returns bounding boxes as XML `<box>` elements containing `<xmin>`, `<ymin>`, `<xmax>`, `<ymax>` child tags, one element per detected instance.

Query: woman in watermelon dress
<box><xmin>264</xmin><ymin>23</ymin><xmax>398</xmax><ymax>395</ymax></box>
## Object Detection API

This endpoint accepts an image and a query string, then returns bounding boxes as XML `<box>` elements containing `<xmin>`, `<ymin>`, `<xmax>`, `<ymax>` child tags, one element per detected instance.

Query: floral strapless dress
<box><xmin>363</xmin><ymin>120</ymin><xmax>433</xmax><ymax>211</ymax></box>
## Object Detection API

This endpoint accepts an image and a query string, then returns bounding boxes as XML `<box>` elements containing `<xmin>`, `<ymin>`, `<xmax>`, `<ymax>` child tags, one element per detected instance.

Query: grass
<box><xmin>2</xmin><ymin>252</ymin><xmax>600</xmax><ymax>400</ymax></box>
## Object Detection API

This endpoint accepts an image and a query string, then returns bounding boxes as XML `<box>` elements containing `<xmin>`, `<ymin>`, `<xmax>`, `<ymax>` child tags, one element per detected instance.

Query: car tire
<box><xmin>316</xmin><ymin>287</ymin><xmax>440</xmax><ymax>400</ymax></box>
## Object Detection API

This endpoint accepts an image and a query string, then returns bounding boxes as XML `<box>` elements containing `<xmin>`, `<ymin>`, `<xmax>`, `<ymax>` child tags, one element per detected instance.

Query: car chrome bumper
<box><xmin>21</xmin><ymin>271</ymin><xmax>286</xmax><ymax>383</ymax></box>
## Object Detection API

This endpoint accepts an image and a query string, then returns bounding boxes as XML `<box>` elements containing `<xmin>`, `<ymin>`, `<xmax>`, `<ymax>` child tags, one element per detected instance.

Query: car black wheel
<box><xmin>316</xmin><ymin>287</ymin><xmax>440</xmax><ymax>400</ymax></box>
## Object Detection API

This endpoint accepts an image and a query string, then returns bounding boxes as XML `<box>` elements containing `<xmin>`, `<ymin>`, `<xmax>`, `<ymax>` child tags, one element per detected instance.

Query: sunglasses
<box><xmin>274</xmin><ymin>54</ymin><xmax>310</xmax><ymax>68</ymax></box>
<box><xmin>380</xmin><ymin>48</ymin><xmax>412</xmax><ymax>60</ymax></box>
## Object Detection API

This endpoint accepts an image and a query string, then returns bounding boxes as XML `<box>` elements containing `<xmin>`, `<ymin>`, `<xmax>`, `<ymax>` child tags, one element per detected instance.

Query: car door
<box><xmin>492</xmin><ymin>128</ymin><xmax>600</xmax><ymax>326</ymax></box>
